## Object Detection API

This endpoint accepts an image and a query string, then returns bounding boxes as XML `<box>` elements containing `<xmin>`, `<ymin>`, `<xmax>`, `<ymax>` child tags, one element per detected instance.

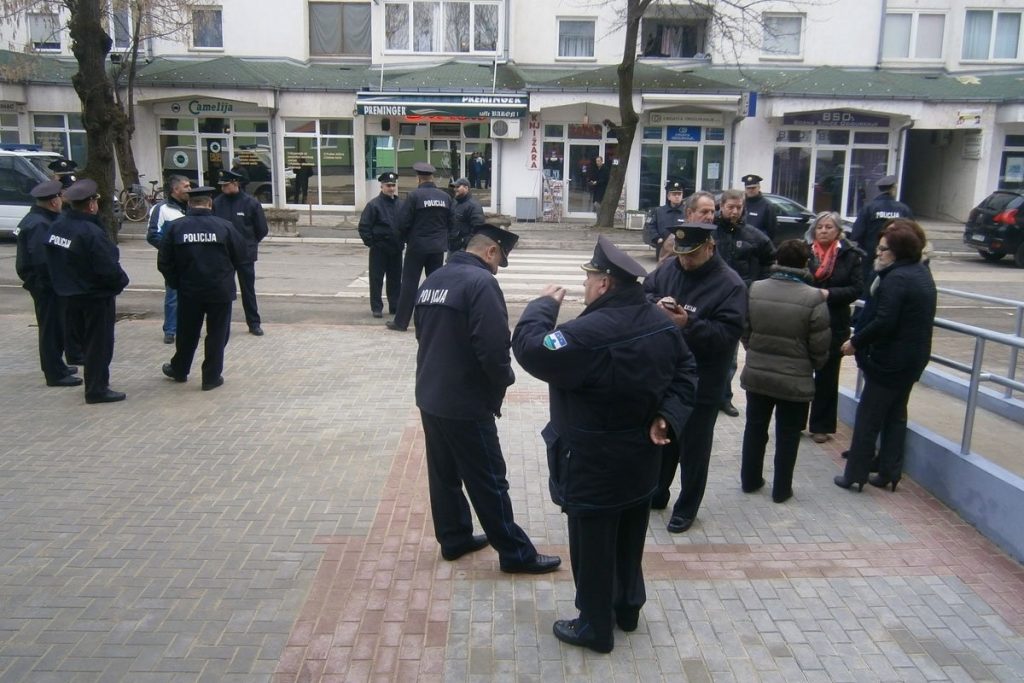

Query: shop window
<box><xmin>192</xmin><ymin>8</ymin><xmax>223</xmax><ymax>49</ymax></box>
<box><xmin>463</xmin><ymin>122</ymin><xmax>490</xmax><ymax>138</ymax></box>
<box><xmin>963</xmin><ymin>10</ymin><xmax>1021</xmax><ymax>61</ymax></box>
<box><xmin>883</xmin><ymin>12</ymin><xmax>945</xmax><ymax>60</ymax></box>
<box><xmin>284</xmin><ymin>118</ymin><xmax>355</xmax><ymax>206</ymax></box>
<box><xmin>558</xmin><ymin>18</ymin><xmax>595</xmax><ymax>58</ymax></box>
<box><xmin>641</xmin><ymin>18</ymin><xmax>707</xmax><ymax>58</ymax></box>
<box><xmin>309</xmin><ymin>2</ymin><xmax>371</xmax><ymax>57</ymax></box>
<box><xmin>762</xmin><ymin>13</ymin><xmax>803</xmax><ymax>58</ymax></box>
<box><xmin>32</xmin><ymin>113</ymin><xmax>86</xmax><ymax>164</ymax></box>
<box><xmin>29</xmin><ymin>13</ymin><xmax>60</xmax><ymax>51</ymax></box>
<box><xmin>544</xmin><ymin>124</ymin><xmax>565</xmax><ymax>138</ymax></box>
<box><xmin>384</xmin><ymin>1</ymin><xmax>500</xmax><ymax>54</ymax></box>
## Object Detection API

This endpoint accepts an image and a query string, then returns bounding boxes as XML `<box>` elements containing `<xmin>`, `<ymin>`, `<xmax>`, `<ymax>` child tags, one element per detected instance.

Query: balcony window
<box><xmin>883</xmin><ymin>13</ymin><xmax>944</xmax><ymax>60</ymax></box>
<box><xmin>384</xmin><ymin>1</ymin><xmax>500</xmax><ymax>54</ymax></box>
<box><xmin>558</xmin><ymin>18</ymin><xmax>595</xmax><ymax>58</ymax></box>
<box><xmin>309</xmin><ymin>2</ymin><xmax>371</xmax><ymax>56</ymax></box>
<box><xmin>641</xmin><ymin>18</ymin><xmax>707</xmax><ymax>58</ymax></box>
<box><xmin>111</xmin><ymin>2</ymin><xmax>132</xmax><ymax>49</ymax></box>
<box><xmin>29</xmin><ymin>13</ymin><xmax>60</xmax><ymax>51</ymax></box>
<box><xmin>762</xmin><ymin>13</ymin><xmax>803</xmax><ymax>58</ymax></box>
<box><xmin>963</xmin><ymin>10</ymin><xmax>1021</xmax><ymax>61</ymax></box>
<box><xmin>192</xmin><ymin>8</ymin><xmax>223</xmax><ymax>49</ymax></box>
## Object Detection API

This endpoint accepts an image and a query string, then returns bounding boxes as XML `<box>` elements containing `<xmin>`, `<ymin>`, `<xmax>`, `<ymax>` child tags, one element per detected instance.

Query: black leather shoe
<box><xmin>666</xmin><ymin>516</ymin><xmax>693</xmax><ymax>533</ymax></box>
<box><xmin>385</xmin><ymin>321</ymin><xmax>407</xmax><ymax>332</ymax></box>
<box><xmin>440</xmin><ymin>534</ymin><xmax>489</xmax><ymax>561</ymax></box>
<box><xmin>163</xmin><ymin>333</ymin><xmax>175</xmax><ymax>344</ymax></box>
<box><xmin>162</xmin><ymin>363</ymin><xmax>187</xmax><ymax>382</ymax></box>
<box><xmin>65</xmin><ymin>366</ymin><xmax>78</xmax><ymax>375</ymax></box>
<box><xmin>720</xmin><ymin>401</ymin><xmax>740</xmax><ymax>417</ymax></box>
<box><xmin>85</xmin><ymin>389</ymin><xmax>126</xmax><ymax>404</ymax></box>
<box><xmin>371</xmin><ymin>310</ymin><xmax>383</xmax><ymax>319</ymax></box>
<box><xmin>47</xmin><ymin>375</ymin><xmax>83</xmax><ymax>387</ymax></box>
<box><xmin>552</xmin><ymin>619</ymin><xmax>613</xmax><ymax>653</ymax></box>
<box><xmin>500</xmin><ymin>553</ymin><xmax>561</xmax><ymax>575</ymax></box>
<box><xmin>202</xmin><ymin>376</ymin><xmax>224</xmax><ymax>391</ymax></box>
<box><xmin>772</xmin><ymin>489</ymin><xmax>793</xmax><ymax>504</ymax></box>
<box><xmin>248</xmin><ymin>325</ymin><xmax>264</xmax><ymax>336</ymax></box>
<box><xmin>615</xmin><ymin>609</ymin><xmax>639</xmax><ymax>632</ymax></box>
<box><xmin>742</xmin><ymin>478</ymin><xmax>765</xmax><ymax>493</ymax></box>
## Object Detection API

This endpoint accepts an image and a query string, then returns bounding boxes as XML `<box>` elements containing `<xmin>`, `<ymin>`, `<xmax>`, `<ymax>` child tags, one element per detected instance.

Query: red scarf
<box><xmin>812</xmin><ymin>240</ymin><xmax>840</xmax><ymax>282</ymax></box>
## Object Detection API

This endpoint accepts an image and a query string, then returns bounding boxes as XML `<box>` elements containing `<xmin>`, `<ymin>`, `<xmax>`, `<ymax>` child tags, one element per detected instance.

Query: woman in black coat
<box><xmin>805</xmin><ymin>212</ymin><xmax>864</xmax><ymax>443</ymax></box>
<box><xmin>834</xmin><ymin>219</ymin><xmax>936</xmax><ymax>492</ymax></box>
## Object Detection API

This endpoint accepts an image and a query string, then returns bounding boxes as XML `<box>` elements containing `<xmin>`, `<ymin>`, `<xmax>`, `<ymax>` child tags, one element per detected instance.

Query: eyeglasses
<box><xmin>876</xmin><ymin>245</ymin><xmax>890</xmax><ymax>252</ymax></box>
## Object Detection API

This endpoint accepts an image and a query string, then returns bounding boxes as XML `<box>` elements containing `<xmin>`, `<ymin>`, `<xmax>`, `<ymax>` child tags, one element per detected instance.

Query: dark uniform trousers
<box><xmin>170</xmin><ymin>296</ymin><xmax>232</xmax><ymax>384</ymax></box>
<box><xmin>368</xmin><ymin>245</ymin><xmax>402</xmax><ymax>314</ymax></box>
<box><xmin>842</xmin><ymin>380</ymin><xmax>913</xmax><ymax>484</ymax></box>
<box><xmin>236</xmin><ymin>262</ymin><xmax>259</xmax><ymax>327</ymax></box>
<box><xmin>65</xmin><ymin>303</ymin><xmax>86</xmax><ymax>363</ymax></box>
<box><xmin>567</xmin><ymin>502</ymin><xmax>650</xmax><ymax>641</ymax></box>
<box><xmin>420</xmin><ymin>410</ymin><xmax>537</xmax><ymax>566</ymax></box>
<box><xmin>68</xmin><ymin>295</ymin><xmax>116</xmax><ymax>398</ymax></box>
<box><xmin>393</xmin><ymin>251</ymin><xmax>444</xmax><ymax>329</ymax></box>
<box><xmin>29</xmin><ymin>288</ymin><xmax>70</xmax><ymax>382</ymax></box>
<box><xmin>808</xmin><ymin>348</ymin><xmax>843</xmax><ymax>434</ymax></box>
<box><xmin>657</xmin><ymin>403</ymin><xmax>720</xmax><ymax>519</ymax></box>
<box><xmin>740</xmin><ymin>392</ymin><xmax>810</xmax><ymax>497</ymax></box>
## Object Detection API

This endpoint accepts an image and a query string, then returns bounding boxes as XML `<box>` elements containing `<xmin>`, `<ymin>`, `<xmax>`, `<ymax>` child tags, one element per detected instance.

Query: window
<box><xmin>284</xmin><ymin>118</ymin><xmax>355</xmax><ymax>206</ymax></box>
<box><xmin>28</xmin><ymin>13</ymin><xmax>60</xmax><ymax>51</ymax></box>
<box><xmin>0</xmin><ymin>113</ymin><xmax>18</xmax><ymax>144</ymax></box>
<box><xmin>32</xmin><ymin>113</ymin><xmax>87</xmax><ymax>165</ymax></box>
<box><xmin>762</xmin><ymin>13</ymin><xmax>803</xmax><ymax>58</ymax></box>
<box><xmin>963</xmin><ymin>10</ymin><xmax>1021</xmax><ymax>60</ymax></box>
<box><xmin>384</xmin><ymin>1</ymin><xmax>500</xmax><ymax>54</ymax></box>
<box><xmin>883</xmin><ymin>13</ymin><xmax>944</xmax><ymax>60</ymax></box>
<box><xmin>558</xmin><ymin>18</ymin><xmax>595</xmax><ymax>58</ymax></box>
<box><xmin>309</xmin><ymin>2</ymin><xmax>370</xmax><ymax>56</ymax></box>
<box><xmin>111</xmin><ymin>2</ymin><xmax>132</xmax><ymax>49</ymax></box>
<box><xmin>192</xmin><ymin>8</ymin><xmax>223</xmax><ymax>49</ymax></box>
<box><xmin>641</xmin><ymin>18</ymin><xmax>707</xmax><ymax>58</ymax></box>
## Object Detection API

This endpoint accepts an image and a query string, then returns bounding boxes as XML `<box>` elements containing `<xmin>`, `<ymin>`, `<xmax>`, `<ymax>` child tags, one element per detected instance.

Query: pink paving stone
<box><xmin>351</xmin><ymin>634</ymin><xmax>378</xmax><ymax>661</ymax></box>
<box><xmin>323</xmin><ymin>646</ymin><xmax>353</xmax><ymax>674</ymax></box>
<box><xmin>333</xmin><ymin>621</ymin><xmax>359</xmax><ymax>646</ymax></box>
<box><xmin>372</xmin><ymin>645</ymin><xmax>398</xmax><ymax>673</ymax></box>
<box><xmin>276</xmin><ymin>645</ymin><xmax>307</xmax><ymax>674</ymax></box>
<box><xmin>287</xmin><ymin>620</ymin><xmax>316</xmax><ymax>647</ymax></box>
<box><xmin>307</xmin><ymin>633</ymin><xmax>334</xmax><ymax>660</ymax></box>
<box><xmin>425</xmin><ymin>621</ymin><xmax>448</xmax><ymax>647</ymax></box>
<box><xmin>360</xmin><ymin>610</ymin><xmax>384</xmax><ymax>634</ymax></box>
<box><xmin>399</xmin><ymin>633</ymin><xmax>425</xmax><ymax>661</ymax></box>
<box><xmin>294</xmin><ymin>659</ymin><xmax>325</xmax><ymax>683</ymax></box>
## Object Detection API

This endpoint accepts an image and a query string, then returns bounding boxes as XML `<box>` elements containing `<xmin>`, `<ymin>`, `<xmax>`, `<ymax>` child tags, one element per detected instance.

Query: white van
<box><xmin>0</xmin><ymin>146</ymin><xmax>64</xmax><ymax>238</ymax></box>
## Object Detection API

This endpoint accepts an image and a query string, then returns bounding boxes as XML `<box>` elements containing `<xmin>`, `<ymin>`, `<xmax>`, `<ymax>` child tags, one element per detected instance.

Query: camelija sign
<box><xmin>356</xmin><ymin>92</ymin><xmax>529</xmax><ymax>119</ymax></box>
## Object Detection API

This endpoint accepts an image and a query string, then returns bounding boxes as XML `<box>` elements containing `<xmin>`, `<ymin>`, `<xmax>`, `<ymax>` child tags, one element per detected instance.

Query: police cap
<box><xmin>47</xmin><ymin>158</ymin><xmax>77</xmax><ymax>174</ymax></box>
<box><xmin>664</xmin><ymin>178</ymin><xmax>686</xmax><ymax>192</ymax></box>
<box><xmin>412</xmin><ymin>161</ymin><xmax>436</xmax><ymax>175</ymax></box>
<box><xmin>62</xmin><ymin>178</ymin><xmax>99</xmax><ymax>202</ymax></box>
<box><xmin>187</xmin><ymin>185</ymin><xmax>217</xmax><ymax>197</ymax></box>
<box><xmin>877</xmin><ymin>174</ymin><xmax>897</xmax><ymax>188</ymax></box>
<box><xmin>582</xmin><ymin>234</ymin><xmax>647</xmax><ymax>281</ymax></box>
<box><xmin>741</xmin><ymin>174</ymin><xmax>763</xmax><ymax>187</ymax></box>
<box><xmin>672</xmin><ymin>223</ymin><xmax>716</xmax><ymax>255</ymax></box>
<box><xmin>473</xmin><ymin>223</ymin><xmax>519</xmax><ymax>268</ymax></box>
<box><xmin>30</xmin><ymin>179</ymin><xmax>63</xmax><ymax>199</ymax></box>
<box><xmin>377</xmin><ymin>172</ymin><xmax>398</xmax><ymax>184</ymax></box>
<box><xmin>217</xmin><ymin>169</ymin><xmax>246</xmax><ymax>184</ymax></box>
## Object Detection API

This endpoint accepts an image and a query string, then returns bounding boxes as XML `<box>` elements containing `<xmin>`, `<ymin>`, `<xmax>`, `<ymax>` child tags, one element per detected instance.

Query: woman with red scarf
<box><xmin>806</xmin><ymin>212</ymin><xmax>865</xmax><ymax>443</ymax></box>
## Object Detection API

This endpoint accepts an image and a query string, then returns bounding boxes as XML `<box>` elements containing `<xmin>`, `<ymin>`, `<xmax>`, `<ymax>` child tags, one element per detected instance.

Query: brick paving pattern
<box><xmin>1</xmin><ymin>314</ymin><xmax>1023</xmax><ymax>682</ymax></box>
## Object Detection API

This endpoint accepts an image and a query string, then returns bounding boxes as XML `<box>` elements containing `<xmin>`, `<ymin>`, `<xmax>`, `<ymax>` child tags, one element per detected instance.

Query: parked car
<box><xmin>0</xmin><ymin>146</ymin><xmax>56</xmax><ymax>238</ymax></box>
<box><xmin>715</xmin><ymin>192</ymin><xmax>851</xmax><ymax>245</ymax></box>
<box><xmin>963</xmin><ymin>190</ymin><xmax>1024</xmax><ymax>268</ymax></box>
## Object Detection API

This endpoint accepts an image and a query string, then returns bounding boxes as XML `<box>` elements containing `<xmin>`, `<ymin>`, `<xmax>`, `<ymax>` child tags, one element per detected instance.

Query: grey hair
<box><xmin>686</xmin><ymin>190</ymin><xmax>716</xmax><ymax>211</ymax></box>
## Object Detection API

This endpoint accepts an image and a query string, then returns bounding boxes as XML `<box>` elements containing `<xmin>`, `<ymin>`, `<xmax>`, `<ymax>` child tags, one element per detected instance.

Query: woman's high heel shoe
<box><xmin>833</xmin><ymin>475</ymin><xmax>864</xmax><ymax>492</ymax></box>
<box><xmin>868</xmin><ymin>475</ymin><xmax>899</xmax><ymax>492</ymax></box>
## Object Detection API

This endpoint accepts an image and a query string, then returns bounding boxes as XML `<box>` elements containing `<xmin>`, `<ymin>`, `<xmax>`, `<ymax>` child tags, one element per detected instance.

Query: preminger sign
<box><xmin>357</xmin><ymin>93</ymin><xmax>529</xmax><ymax>119</ymax></box>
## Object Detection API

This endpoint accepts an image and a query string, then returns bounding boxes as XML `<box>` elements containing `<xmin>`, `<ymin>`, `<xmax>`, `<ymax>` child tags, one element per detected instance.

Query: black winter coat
<box><xmin>850</xmin><ymin>192</ymin><xmax>913</xmax><ymax>256</ymax></box>
<box><xmin>213</xmin><ymin>191</ymin><xmax>268</xmax><ymax>263</ymax></box>
<box><xmin>157</xmin><ymin>208</ymin><xmax>243</xmax><ymax>302</ymax></box>
<box><xmin>357</xmin><ymin>192</ymin><xmax>402</xmax><ymax>252</ymax></box>
<box><xmin>15</xmin><ymin>205</ymin><xmax>61</xmax><ymax>292</ymax></box>
<box><xmin>743</xmin><ymin>193</ymin><xmax>778</xmax><ymax>240</ymax></box>
<box><xmin>45</xmin><ymin>210</ymin><xmax>129</xmax><ymax>299</ymax></box>
<box><xmin>449</xmin><ymin>194</ymin><xmax>484</xmax><ymax>251</ymax></box>
<box><xmin>393</xmin><ymin>182</ymin><xmax>453</xmax><ymax>254</ymax></box>
<box><xmin>643</xmin><ymin>202</ymin><xmax>685</xmax><ymax>246</ymax></box>
<box><xmin>808</xmin><ymin>238</ymin><xmax>864</xmax><ymax>351</ymax></box>
<box><xmin>715</xmin><ymin>217</ymin><xmax>775</xmax><ymax>286</ymax></box>
<box><xmin>513</xmin><ymin>284</ymin><xmax>697</xmax><ymax>514</ymax></box>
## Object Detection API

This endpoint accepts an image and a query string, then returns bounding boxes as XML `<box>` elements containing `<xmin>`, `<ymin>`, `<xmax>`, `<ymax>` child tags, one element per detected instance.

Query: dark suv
<box><xmin>963</xmin><ymin>190</ymin><xmax>1024</xmax><ymax>267</ymax></box>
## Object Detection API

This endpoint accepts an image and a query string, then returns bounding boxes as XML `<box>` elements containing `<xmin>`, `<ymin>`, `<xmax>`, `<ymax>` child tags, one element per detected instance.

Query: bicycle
<box><xmin>119</xmin><ymin>176</ymin><xmax>164</xmax><ymax>222</ymax></box>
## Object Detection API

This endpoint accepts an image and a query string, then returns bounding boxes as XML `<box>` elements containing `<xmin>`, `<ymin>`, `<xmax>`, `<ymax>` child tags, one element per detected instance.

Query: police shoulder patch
<box><xmin>543</xmin><ymin>331</ymin><xmax>568</xmax><ymax>351</ymax></box>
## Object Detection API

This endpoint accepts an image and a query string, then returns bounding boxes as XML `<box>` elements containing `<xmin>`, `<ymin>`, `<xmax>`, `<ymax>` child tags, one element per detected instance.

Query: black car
<box><xmin>717</xmin><ymin>192</ymin><xmax>850</xmax><ymax>245</ymax></box>
<box><xmin>963</xmin><ymin>190</ymin><xmax>1024</xmax><ymax>267</ymax></box>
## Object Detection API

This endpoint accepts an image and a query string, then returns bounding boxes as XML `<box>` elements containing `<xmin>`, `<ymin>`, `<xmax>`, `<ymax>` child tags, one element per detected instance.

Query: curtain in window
<box><xmin>995</xmin><ymin>13</ymin><xmax>1020</xmax><ymax>59</ymax></box>
<box><xmin>446</xmin><ymin>2</ymin><xmax>470</xmax><ymax>52</ymax></box>
<box><xmin>28</xmin><ymin>13</ymin><xmax>60</xmax><ymax>49</ymax></box>
<box><xmin>342</xmin><ymin>4</ymin><xmax>371</xmax><ymax>54</ymax></box>
<box><xmin>385</xmin><ymin>4</ymin><xmax>409</xmax><ymax>50</ymax></box>
<box><xmin>963</xmin><ymin>11</ymin><xmax>992</xmax><ymax>59</ymax></box>
<box><xmin>310</xmin><ymin>4</ymin><xmax>343</xmax><ymax>55</ymax></box>
<box><xmin>763</xmin><ymin>16</ymin><xmax>801</xmax><ymax>55</ymax></box>
<box><xmin>559</xmin><ymin>20</ymin><xmax>594</xmax><ymax>57</ymax></box>
<box><xmin>475</xmin><ymin>4</ymin><xmax>498</xmax><ymax>51</ymax></box>
<box><xmin>915</xmin><ymin>14</ymin><xmax>944</xmax><ymax>59</ymax></box>
<box><xmin>882</xmin><ymin>14</ymin><xmax>911</xmax><ymax>59</ymax></box>
<box><xmin>414</xmin><ymin>2</ymin><xmax>442</xmax><ymax>52</ymax></box>
<box><xmin>193</xmin><ymin>10</ymin><xmax>223</xmax><ymax>48</ymax></box>
<box><xmin>112</xmin><ymin>6</ymin><xmax>131</xmax><ymax>48</ymax></box>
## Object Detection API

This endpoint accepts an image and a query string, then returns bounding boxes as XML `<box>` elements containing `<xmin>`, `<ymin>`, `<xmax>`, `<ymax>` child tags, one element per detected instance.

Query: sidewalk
<box><xmin>1</xmin><ymin>302</ymin><xmax>1023</xmax><ymax>681</ymax></box>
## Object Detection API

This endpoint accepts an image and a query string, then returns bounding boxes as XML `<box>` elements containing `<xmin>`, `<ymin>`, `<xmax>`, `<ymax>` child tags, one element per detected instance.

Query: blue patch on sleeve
<box><xmin>543</xmin><ymin>331</ymin><xmax>568</xmax><ymax>351</ymax></box>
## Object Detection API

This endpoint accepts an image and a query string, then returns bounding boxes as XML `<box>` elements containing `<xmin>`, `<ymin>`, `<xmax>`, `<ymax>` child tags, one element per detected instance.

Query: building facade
<box><xmin>2</xmin><ymin>0</ymin><xmax>1024</xmax><ymax>222</ymax></box>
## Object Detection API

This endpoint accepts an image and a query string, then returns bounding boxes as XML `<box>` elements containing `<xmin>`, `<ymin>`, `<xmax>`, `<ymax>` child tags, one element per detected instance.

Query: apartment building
<box><xmin>2</xmin><ymin>0</ymin><xmax>1023</xmax><ymax>221</ymax></box>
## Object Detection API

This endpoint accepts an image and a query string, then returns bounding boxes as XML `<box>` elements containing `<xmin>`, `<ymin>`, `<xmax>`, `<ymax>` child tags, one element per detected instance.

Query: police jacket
<box><xmin>512</xmin><ymin>283</ymin><xmax>697</xmax><ymax>514</ymax></box>
<box><xmin>808</xmin><ymin>238</ymin><xmax>864</xmax><ymax>350</ymax></box>
<box><xmin>740</xmin><ymin>267</ymin><xmax>831</xmax><ymax>403</ymax></box>
<box><xmin>413</xmin><ymin>250</ymin><xmax>514</xmax><ymax>420</ymax></box>
<box><xmin>393</xmin><ymin>182</ymin><xmax>453</xmax><ymax>254</ymax></box>
<box><xmin>715</xmin><ymin>216</ymin><xmax>776</xmax><ymax>286</ymax></box>
<box><xmin>449</xmin><ymin>193</ymin><xmax>484</xmax><ymax>251</ymax></box>
<box><xmin>146</xmin><ymin>196</ymin><xmax>187</xmax><ymax>248</ymax></box>
<box><xmin>357</xmin><ymin>192</ymin><xmax>401</xmax><ymax>252</ymax></box>
<box><xmin>157</xmin><ymin>208</ymin><xmax>242</xmax><ymax>303</ymax></box>
<box><xmin>850</xmin><ymin>192</ymin><xmax>913</xmax><ymax>255</ymax></box>
<box><xmin>45</xmin><ymin>210</ymin><xmax>129</xmax><ymax>299</ymax></box>
<box><xmin>15</xmin><ymin>205</ymin><xmax>61</xmax><ymax>292</ymax></box>
<box><xmin>644</xmin><ymin>252</ymin><xmax>747</xmax><ymax>405</ymax></box>
<box><xmin>743</xmin><ymin>193</ymin><xmax>778</xmax><ymax>240</ymax></box>
<box><xmin>852</xmin><ymin>259</ymin><xmax>936</xmax><ymax>389</ymax></box>
<box><xmin>213</xmin><ymin>191</ymin><xmax>268</xmax><ymax>263</ymax></box>
<box><xmin>643</xmin><ymin>202</ymin><xmax>685</xmax><ymax>246</ymax></box>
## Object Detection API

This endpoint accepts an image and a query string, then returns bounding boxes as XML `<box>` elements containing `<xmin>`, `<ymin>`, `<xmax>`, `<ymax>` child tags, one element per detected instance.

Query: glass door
<box><xmin>567</xmin><ymin>143</ymin><xmax>600</xmax><ymax>215</ymax></box>
<box><xmin>199</xmin><ymin>135</ymin><xmax>230</xmax><ymax>188</ymax></box>
<box><xmin>666</xmin><ymin>147</ymin><xmax>698</xmax><ymax>195</ymax></box>
<box><xmin>813</xmin><ymin>149</ymin><xmax>846</xmax><ymax>214</ymax></box>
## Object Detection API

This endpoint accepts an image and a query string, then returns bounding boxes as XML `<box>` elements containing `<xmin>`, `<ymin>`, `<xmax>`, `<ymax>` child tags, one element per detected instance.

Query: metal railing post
<box><xmin>1007</xmin><ymin>303</ymin><xmax>1023</xmax><ymax>400</ymax></box>
<box><xmin>961</xmin><ymin>338</ymin><xmax>987</xmax><ymax>456</ymax></box>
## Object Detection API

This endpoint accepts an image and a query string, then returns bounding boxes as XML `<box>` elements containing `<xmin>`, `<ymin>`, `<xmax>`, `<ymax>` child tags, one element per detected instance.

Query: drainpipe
<box><xmin>895</xmin><ymin>119</ymin><xmax>914</xmax><ymax>196</ymax></box>
<box><xmin>728</xmin><ymin>111</ymin><xmax>741</xmax><ymax>190</ymax></box>
<box><xmin>876</xmin><ymin>0</ymin><xmax>888</xmax><ymax>69</ymax></box>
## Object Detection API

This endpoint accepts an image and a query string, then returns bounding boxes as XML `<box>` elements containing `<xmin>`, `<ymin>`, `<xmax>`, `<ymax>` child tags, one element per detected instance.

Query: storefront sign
<box><xmin>0</xmin><ymin>101</ymin><xmax>20</xmax><ymax>114</ymax></box>
<box><xmin>666</xmin><ymin>126</ymin><xmax>702</xmax><ymax>142</ymax></box>
<box><xmin>783</xmin><ymin>111</ymin><xmax>890</xmax><ymax>128</ymax></box>
<box><xmin>356</xmin><ymin>92</ymin><xmax>529</xmax><ymax>119</ymax></box>
<box><xmin>153</xmin><ymin>98</ymin><xmax>265</xmax><ymax>117</ymax></box>
<box><xmin>649</xmin><ymin>112</ymin><xmax>723</xmax><ymax>126</ymax></box>
<box><xmin>955</xmin><ymin>109</ymin><xmax>983</xmax><ymax>128</ymax></box>
<box><xmin>527</xmin><ymin>114</ymin><xmax>541</xmax><ymax>170</ymax></box>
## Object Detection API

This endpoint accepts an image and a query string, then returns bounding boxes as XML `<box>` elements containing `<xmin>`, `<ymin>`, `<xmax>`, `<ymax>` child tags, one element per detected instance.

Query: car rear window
<box><xmin>981</xmin><ymin>191</ymin><xmax>1024</xmax><ymax>212</ymax></box>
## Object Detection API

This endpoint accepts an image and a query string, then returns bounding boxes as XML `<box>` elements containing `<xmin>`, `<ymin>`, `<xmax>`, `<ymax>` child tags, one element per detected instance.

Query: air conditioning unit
<box><xmin>491</xmin><ymin>119</ymin><xmax>521</xmax><ymax>139</ymax></box>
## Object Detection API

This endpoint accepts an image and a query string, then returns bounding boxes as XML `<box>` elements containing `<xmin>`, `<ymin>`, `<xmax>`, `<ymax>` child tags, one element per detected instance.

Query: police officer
<box><xmin>213</xmin><ymin>169</ymin><xmax>268</xmax><ymax>336</ymax></box>
<box><xmin>644</xmin><ymin>223</ymin><xmax>747</xmax><ymax>533</ymax></box>
<box><xmin>45</xmin><ymin>179</ymin><xmax>130</xmax><ymax>404</ymax></box>
<box><xmin>157</xmin><ymin>186</ymin><xmax>243</xmax><ymax>391</ymax></box>
<box><xmin>448</xmin><ymin>177</ymin><xmax>484</xmax><ymax>253</ymax></box>
<box><xmin>644</xmin><ymin>178</ymin><xmax>687</xmax><ymax>258</ymax></box>
<box><xmin>850</xmin><ymin>174</ymin><xmax>913</xmax><ymax>291</ymax></box>
<box><xmin>513</xmin><ymin>236</ymin><xmax>698</xmax><ymax>653</ymax></box>
<box><xmin>387</xmin><ymin>161</ymin><xmax>453</xmax><ymax>332</ymax></box>
<box><xmin>741</xmin><ymin>173</ymin><xmax>778</xmax><ymax>240</ymax></box>
<box><xmin>413</xmin><ymin>223</ymin><xmax>561</xmax><ymax>575</ymax></box>
<box><xmin>48</xmin><ymin>158</ymin><xmax>78</xmax><ymax>189</ymax></box>
<box><xmin>358</xmin><ymin>172</ymin><xmax>404</xmax><ymax>318</ymax></box>
<box><xmin>15</xmin><ymin>180</ymin><xmax>80</xmax><ymax>387</ymax></box>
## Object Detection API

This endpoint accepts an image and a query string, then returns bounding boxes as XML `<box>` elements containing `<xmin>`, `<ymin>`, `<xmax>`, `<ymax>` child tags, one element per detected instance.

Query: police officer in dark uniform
<box><xmin>48</xmin><ymin>158</ymin><xmax>86</xmax><ymax>361</ymax></box>
<box><xmin>387</xmin><ymin>161</ymin><xmax>453</xmax><ymax>331</ymax></box>
<box><xmin>15</xmin><ymin>180</ymin><xmax>80</xmax><ymax>387</ymax></box>
<box><xmin>644</xmin><ymin>178</ymin><xmax>687</xmax><ymax>258</ymax></box>
<box><xmin>413</xmin><ymin>223</ymin><xmax>561</xmax><ymax>575</ymax></box>
<box><xmin>45</xmin><ymin>179</ymin><xmax>130</xmax><ymax>404</ymax></box>
<box><xmin>158</xmin><ymin>186</ymin><xmax>243</xmax><ymax>391</ymax></box>
<box><xmin>513</xmin><ymin>236</ymin><xmax>698</xmax><ymax>653</ymax></box>
<box><xmin>213</xmin><ymin>169</ymin><xmax>268</xmax><ymax>336</ymax></box>
<box><xmin>741</xmin><ymin>173</ymin><xmax>778</xmax><ymax>240</ymax></box>
<box><xmin>449</xmin><ymin>177</ymin><xmax>484</xmax><ymax>253</ymax></box>
<box><xmin>850</xmin><ymin>174</ymin><xmax>913</xmax><ymax>292</ymax></box>
<box><xmin>48</xmin><ymin>158</ymin><xmax>78</xmax><ymax>189</ymax></box>
<box><xmin>644</xmin><ymin>223</ymin><xmax>747</xmax><ymax>532</ymax></box>
<box><xmin>358</xmin><ymin>172</ymin><xmax>403</xmax><ymax>318</ymax></box>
